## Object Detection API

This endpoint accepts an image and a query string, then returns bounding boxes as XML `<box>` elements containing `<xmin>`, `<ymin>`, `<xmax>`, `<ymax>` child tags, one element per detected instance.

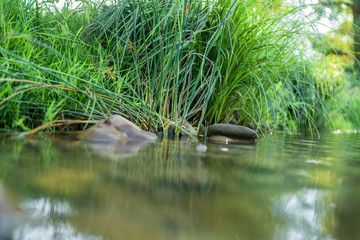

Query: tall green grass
<box><xmin>0</xmin><ymin>0</ymin><xmax>336</xmax><ymax>134</ymax></box>
<box><xmin>205</xmin><ymin>0</ymin><xmax>330</xmax><ymax>135</ymax></box>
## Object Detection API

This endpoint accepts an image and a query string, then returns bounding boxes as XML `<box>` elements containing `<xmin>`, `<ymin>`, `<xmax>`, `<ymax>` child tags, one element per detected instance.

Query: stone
<box><xmin>78</xmin><ymin>115</ymin><xmax>157</xmax><ymax>142</ymax></box>
<box><xmin>207</xmin><ymin>123</ymin><xmax>258</xmax><ymax>140</ymax></box>
<box><xmin>165</xmin><ymin>119</ymin><xmax>197</xmax><ymax>137</ymax></box>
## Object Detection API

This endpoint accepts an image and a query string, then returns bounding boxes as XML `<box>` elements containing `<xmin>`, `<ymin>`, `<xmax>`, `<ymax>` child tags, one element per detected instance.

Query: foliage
<box><xmin>204</xmin><ymin>1</ymin><xmax>330</xmax><ymax>134</ymax></box>
<box><xmin>0</xmin><ymin>0</ymin><xmax>355</xmax><ymax>134</ymax></box>
<box><xmin>315</xmin><ymin>53</ymin><xmax>360</xmax><ymax>129</ymax></box>
<box><xmin>310</xmin><ymin>2</ymin><xmax>360</xmax><ymax>131</ymax></box>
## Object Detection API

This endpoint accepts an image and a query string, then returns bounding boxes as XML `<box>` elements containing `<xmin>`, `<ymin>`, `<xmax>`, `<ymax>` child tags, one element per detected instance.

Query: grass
<box><xmin>0</xmin><ymin>0</ymin><xmax>356</xmax><ymax>135</ymax></box>
<box><xmin>316</xmin><ymin>53</ymin><xmax>360</xmax><ymax>130</ymax></box>
<box><xmin>205</xmin><ymin>0</ymin><xmax>326</xmax><ymax>135</ymax></box>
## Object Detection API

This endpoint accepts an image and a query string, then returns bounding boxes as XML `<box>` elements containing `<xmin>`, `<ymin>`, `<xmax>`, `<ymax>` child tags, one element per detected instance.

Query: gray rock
<box><xmin>165</xmin><ymin>119</ymin><xmax>197</xmax><ymax>137</ymax></box>
<box><xmin>79</xmin><ymin>115</ymin><xmax>157</xmax><ymax>142</ymax></box>
<box><xmin>181</xmin><ymin>120</ymin><xmax>197</xmax><ymax>136</ymax></box>
<box><xmin>207</xmin><ymin>124</ymin><xmax>258</xmax><ymax>140</ymax></box>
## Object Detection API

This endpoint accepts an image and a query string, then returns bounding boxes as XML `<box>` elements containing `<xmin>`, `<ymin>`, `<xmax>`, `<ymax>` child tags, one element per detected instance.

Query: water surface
<box><xmin>0</xmin><ymin>132</ymin><xmax>360</xmax><ymax>240</ymax></box>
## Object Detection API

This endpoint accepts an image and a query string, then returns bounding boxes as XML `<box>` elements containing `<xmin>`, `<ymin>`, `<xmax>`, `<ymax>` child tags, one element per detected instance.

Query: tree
<box><xmin>298</xmin><ymin>0</ymin><xmax>360</xmax><ymax>70</ymax></box>
<box><xmin>353</xmin><ymin>0</ymin><xmax>360</xmax><ymax>70</ymax></box>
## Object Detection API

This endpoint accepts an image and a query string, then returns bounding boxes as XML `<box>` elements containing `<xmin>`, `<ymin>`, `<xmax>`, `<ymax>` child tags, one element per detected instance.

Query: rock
<box><xmin>181</xmin><ymin>120</ymin><xmax>197</xmax><ymax>136</ymax></box>
<box><xmin>79</xmin><ymin>115</ymin><xmax>157</xmax><ymax>142</ymax></box>
<box><xmin>207</xmin><ymin>124</ymin><xmax>258</xmax><ymax>140</ymax></box>
<box><xmin>165</xmin><ymin>119</ymin><xmax>197</xmax><ymax>137</ymax></box>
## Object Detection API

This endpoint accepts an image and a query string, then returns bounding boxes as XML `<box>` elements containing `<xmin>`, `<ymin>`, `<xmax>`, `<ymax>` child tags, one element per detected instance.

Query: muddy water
<box><xmin>0</xmin><ymin>132</ymin><xmax>360</xmax><ymax>240</ymax></box>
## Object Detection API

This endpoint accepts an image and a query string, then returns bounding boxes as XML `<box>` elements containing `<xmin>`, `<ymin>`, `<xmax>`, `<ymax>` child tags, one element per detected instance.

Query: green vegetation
<box><xmin>0</xmin><ymin>0</ymin><xmax>359</xmax><ymax>135</ymax></box>
<box><xmin>309</xmin><ymin>0</ymin><xmax>360</xmax><ymax>131</ymax></box>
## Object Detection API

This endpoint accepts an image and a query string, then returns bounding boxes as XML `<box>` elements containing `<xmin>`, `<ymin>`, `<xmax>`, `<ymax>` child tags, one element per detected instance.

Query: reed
<box><xmin>0</xmin><ymin>0</ymin><xmax>348</xmax><ymax>134</ymax></box>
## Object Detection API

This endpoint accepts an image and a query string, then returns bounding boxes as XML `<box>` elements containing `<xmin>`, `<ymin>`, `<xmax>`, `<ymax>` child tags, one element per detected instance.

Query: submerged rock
<box><xmin>79</xmin><ymin>115</ymin><xmax>157</xmax><ymax>142</ymax></box>
<box><xmin>207</xmin><ymin>124</ymin><xmax>258</xmax><ymax>140</ymax></box>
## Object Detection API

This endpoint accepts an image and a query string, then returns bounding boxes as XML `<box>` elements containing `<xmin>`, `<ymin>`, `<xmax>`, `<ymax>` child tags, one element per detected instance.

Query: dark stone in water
<box><xmin>78</xmin><ymin>115</ymin><xmax>157</xmax><ymax>142</ymax></box>
<box><xmin>207</xmin><ymin>124</ymin><xmax>258</xmax><ymax>140</ymax></box>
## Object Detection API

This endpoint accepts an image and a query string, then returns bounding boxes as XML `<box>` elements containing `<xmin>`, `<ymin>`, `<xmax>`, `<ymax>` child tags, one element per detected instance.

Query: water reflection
<box><xmin>273</xmin><ymin>189</ymin><xmax>336</xmax><ymax>240</ymax></box>
<box><xmin>87</xmin><ymin>140</ymin><xmax>153</xmax><ymax>160</ymax></box>
<box><xmin>21</xmin><ymin>198</ymin><xmax>71</xmax><ymax>218</ymax></box>
<box><xmin>0</xmin><ymin>182</ymin><xmax>23</xmax><ymax>240</ymax></box>
<box><xmin>14</xmin><ymin>198</ymin><xmax>102</xmax><ymax>240</ymax></box>
<box><xmin>0</xmin><ymin>133</ymin><xmax>360</xmax><ymax>239</ymax></box>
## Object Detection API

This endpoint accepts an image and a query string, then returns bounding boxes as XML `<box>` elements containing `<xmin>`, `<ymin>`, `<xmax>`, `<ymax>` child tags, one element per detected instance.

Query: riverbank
<box><xmin>0</xmin><ymin>0</ymin><xmax>359</xmax><ymax>135</ymax></box>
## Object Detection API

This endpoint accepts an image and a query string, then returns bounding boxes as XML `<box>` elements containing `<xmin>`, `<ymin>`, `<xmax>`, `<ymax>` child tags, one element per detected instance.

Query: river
<box><xmin>0</xmin><ymin>132</ymin><xmax>359</xmax><ymax>240</ymax></box>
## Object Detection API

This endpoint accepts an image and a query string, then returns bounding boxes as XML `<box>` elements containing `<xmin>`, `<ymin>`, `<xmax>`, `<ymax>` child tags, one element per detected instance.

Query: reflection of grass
<box><xmin>106</xmin><ymin>139</ymin><xmax>212</xmax><ymax>191</ymax></box>
<box><xmin>34</xmin><ymin>169</ymin><xmax>98</xmax><ymax>197</ymax></box>
<box><xmin>0</xmin><ymin>0</ymin><xmax>340</xmax><ymax>133</ymax></box>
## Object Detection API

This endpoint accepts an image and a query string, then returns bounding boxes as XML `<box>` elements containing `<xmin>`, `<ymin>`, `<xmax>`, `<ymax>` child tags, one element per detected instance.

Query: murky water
<box><xmin>0</xmin><ymin>132</ymin><xmax>360</xmax><ymax>240</ymax></box>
